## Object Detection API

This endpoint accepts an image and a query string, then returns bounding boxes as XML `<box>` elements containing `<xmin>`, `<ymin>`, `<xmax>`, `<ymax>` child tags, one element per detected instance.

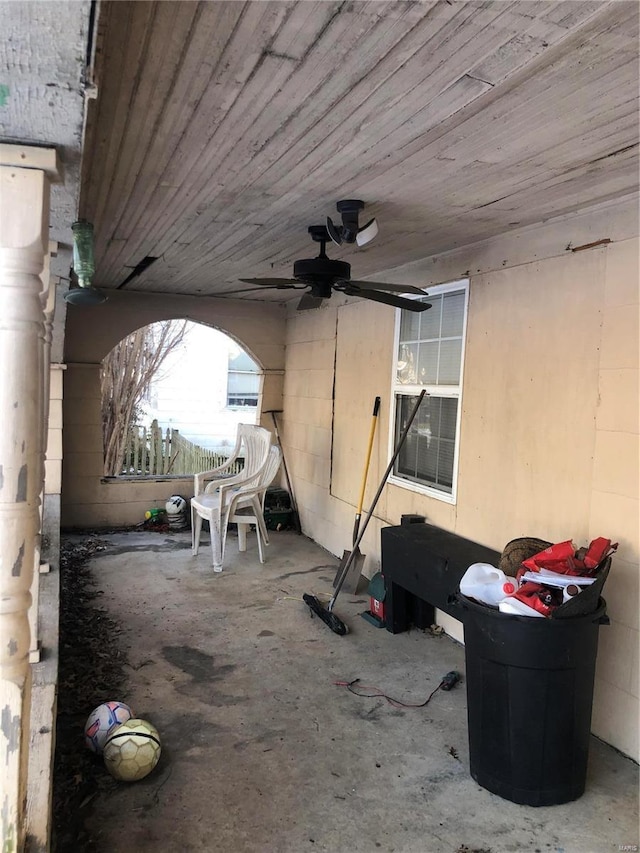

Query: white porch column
<box><xmin>28</xmin><ymin>249</ymin><xmax>57</xmax><ymax>664</ymax></box>
<box><xmin>0</xmin><ymin>145</ymin><xmax>59</xmax><ymax>852</ymax></box>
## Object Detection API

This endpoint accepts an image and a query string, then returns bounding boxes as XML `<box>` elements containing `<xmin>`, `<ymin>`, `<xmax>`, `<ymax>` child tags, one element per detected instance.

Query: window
<box><xmin>227</xmin><ymin>350</ymin><xmax>260</xmax><ymax>408</ymax></box>
<box><xmin>390</xmin><ymin>280</ymin><xmax>468</xmax><ymax>502</ymax></box>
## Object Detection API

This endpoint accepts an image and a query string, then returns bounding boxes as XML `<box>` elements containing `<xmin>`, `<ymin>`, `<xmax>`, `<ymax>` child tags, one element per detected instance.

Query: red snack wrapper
<box><xmin>584</xmin><ymin>537</ymin><xmax>612</xmax><ymax>571</ymax></box>
<box><xmin>521</xmin><ymin>540</ymin><xmax>579</xmax><ymax>576</ymax></box>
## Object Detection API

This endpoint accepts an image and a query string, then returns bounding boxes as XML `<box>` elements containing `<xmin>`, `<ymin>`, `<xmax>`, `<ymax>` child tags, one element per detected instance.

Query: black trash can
<box><xmin>459</xmin><ymin>594</ymin><xmax>608</xmax><ymax>806</ymax></box>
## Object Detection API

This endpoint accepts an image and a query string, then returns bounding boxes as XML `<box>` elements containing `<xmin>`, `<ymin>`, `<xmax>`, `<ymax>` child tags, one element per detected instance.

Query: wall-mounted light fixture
<box><xmin>64</xmin><ymin>219</ymin><xmax>107</xmax><ymax>305</ymax></box>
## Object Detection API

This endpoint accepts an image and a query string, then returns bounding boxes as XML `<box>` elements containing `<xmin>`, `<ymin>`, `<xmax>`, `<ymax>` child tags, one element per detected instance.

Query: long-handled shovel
<box><xmin>304</xmin><ymin>390</ymin><xmax>426</xmax><ymax>635</ymax></box>
<box><xmin>333</xmin><ymin>396</ymin><xmax>380</xmax><ymax>594</ymax></box>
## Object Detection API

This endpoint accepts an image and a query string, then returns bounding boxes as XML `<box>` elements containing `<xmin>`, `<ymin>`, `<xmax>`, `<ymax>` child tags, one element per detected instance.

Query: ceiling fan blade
<box><xmin>346</xmin><ymin>280</ymin><xmax>427</xmax><ymax>295</ymax></box>
<box><xmin>344</xmin><ymin>287</ymin><xmax>431</xmax><ymax>312</ymax></box>
<box><xmin>297</xmin><ymin>294</ymin><xmax>325</xmax><ymax>311</ymax></box>
<box><xmin>218</xmin><ymin>286</ymin><xmax>281</xmax><ymax>295</ymax></box>
<box><xmin>239</xmin><ymin>278</ymin><xmax>301</xmax><ymax>288</ymax></box>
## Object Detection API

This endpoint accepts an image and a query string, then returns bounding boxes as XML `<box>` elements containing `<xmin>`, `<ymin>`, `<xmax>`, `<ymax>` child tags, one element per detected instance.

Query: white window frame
<box><xmin>388</xmin><ymin>278</ymin><xmax>469</xmax><ymax>505</ymax></box>
<box><xmin>226</xmin><ymin>367</ymin><xmax>261</xmax><ymax>409</ymax></box>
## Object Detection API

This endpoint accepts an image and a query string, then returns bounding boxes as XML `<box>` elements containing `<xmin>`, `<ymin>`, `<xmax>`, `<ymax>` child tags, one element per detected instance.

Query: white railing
<box><xmin>120</xmin><ymin>420</ymin><xmax>243</xmax><ymax>476</ymax></box>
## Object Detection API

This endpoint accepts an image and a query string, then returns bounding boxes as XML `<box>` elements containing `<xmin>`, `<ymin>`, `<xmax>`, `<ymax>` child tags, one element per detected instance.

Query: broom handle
<box><xmin>353</xmin><ymin>396</ymin><xmax>380</xmax><ymax>544</ymax></box>
<box><xmin>329</xmin><ymin>390</ymin><xmax>426</xmax><ymax>610</ymax></box>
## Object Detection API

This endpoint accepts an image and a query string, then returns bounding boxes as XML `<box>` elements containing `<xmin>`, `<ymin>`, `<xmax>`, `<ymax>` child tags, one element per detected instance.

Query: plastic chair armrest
<box><xmin>232</xmin><ymin>484</ymin><xmax>265</xmax><ymax>503</ymax></box>
<box><xmin>195</xmin><ymin>461</ymin><xmax>242</xmax><ymax>490</ymax></box>
<box><xmin>202</xmin><ymin>468</ymin><xmax>257</xmax><ymax>494</ymax></box>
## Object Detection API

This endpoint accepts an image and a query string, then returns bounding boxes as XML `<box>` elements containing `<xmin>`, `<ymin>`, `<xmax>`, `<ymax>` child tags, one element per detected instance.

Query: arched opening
<box><xmin>100</xmin><ymin>320</ymin><xmax>262</xmax><ymax>477</ymax></box>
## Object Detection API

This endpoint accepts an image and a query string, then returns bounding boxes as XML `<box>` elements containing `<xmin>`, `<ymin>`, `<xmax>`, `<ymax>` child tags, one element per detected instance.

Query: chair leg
<box><xmin>237</xmin><ymin>523</ymin><xmax>248</xmax><ymax>552</ymax></box>
<box><xmin>256</xmin><ymin>524</ymin><xmax>265</xmax><ymax>563</ymax></box>
<box><xmin>210</xmin><ymin>514</ymin><xmax>223</xmax><ymax>572</ymax></box>
<box><xmin>192</xmin><ymin>507</ymin><xmax>203</xmax><ymax>556</ymax></box>
<box><xmin>254</xmin><ymin>499</ymin><xmax>270</xmax><ymax>550</ymax></box>
<box><xmin>219</xmin><ymin>503</ymin><xmax>234</xmax><ymax>569</ymax></box>
<box><xmin>251</xmin><ymin>497</ymin><xmax>269</xmax><ymax>563</ymax></box>
<box><xmin>209</xmin><ymin>508</ymin><xmax>229</xmax><ymax>572</ymax></box>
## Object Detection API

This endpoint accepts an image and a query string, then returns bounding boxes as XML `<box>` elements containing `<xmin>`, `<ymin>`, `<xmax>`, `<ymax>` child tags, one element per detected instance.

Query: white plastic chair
<box><xmin>193</xmin><ymin>423</ymin><xmax>264</xmax><ymax>496</ymax></box>
<box><xmin>190</xmin><ymin>425</ymin><xmax>275</xmax><ymax>569</ymax></box>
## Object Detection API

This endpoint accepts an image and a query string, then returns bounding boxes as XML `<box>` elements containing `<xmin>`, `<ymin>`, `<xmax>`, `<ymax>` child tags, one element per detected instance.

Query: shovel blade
<box><xmin>333</xmin><ymin>547</ymin><xmax>366</xmax><ymax>594</ymax></box>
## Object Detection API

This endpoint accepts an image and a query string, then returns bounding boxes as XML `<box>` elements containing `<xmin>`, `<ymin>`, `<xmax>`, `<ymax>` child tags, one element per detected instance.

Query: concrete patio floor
<box><xmin>71</xmin><ymin>529</ymin><xmax>638</xmax><ymax>853</ymax></box>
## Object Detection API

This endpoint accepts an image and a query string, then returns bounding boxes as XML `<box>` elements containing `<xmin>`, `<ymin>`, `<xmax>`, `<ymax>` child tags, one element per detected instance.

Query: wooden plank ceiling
<box><xmin>80</xmin><ymin>0</ymin><xmax>639</xmax><ymax>301</ymax></box>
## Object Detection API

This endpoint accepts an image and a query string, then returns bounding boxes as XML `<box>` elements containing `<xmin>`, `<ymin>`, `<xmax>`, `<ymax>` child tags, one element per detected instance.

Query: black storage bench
<box><xmin>380</xmin><ymin>522</ymin><xmax>501</xmax><ymax>633</ymax></box>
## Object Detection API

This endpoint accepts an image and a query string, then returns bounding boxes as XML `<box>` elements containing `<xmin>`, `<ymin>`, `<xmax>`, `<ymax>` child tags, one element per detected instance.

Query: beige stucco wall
<box><xmin>281</xmin><ymin>199</ymin><xmax>639</xmax><ymax>760</ymax></box>
<box><xmin>589</xmin><ymin>237</ymin><xmax>639</xmax><ymax>759</ymax></box>
<box><xmin>62</xmin><ymin>290</ymin><xmax>285</xmax><ymax>526</ymax></box>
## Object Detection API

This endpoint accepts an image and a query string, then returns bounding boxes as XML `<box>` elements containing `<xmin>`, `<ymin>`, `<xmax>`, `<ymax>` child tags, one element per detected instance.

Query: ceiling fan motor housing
<box><xmin>294</xmin><ymin>256</ymin><xmax>351</xmax><ymax>284</ymax></box>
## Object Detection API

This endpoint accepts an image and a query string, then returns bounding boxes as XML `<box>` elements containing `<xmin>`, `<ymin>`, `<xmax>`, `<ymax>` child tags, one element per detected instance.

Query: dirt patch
<box><xmin>52</xmin><ymin>536</ymin><xmax>131</xmax><ymax>852</ymax></box>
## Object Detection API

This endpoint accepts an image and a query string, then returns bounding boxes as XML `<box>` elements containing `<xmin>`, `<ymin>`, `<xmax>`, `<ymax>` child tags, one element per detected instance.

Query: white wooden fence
<box><xmin>121</xmin><ymin>420</ymin><xmax>243</xmax><ymax>476</ymax></box>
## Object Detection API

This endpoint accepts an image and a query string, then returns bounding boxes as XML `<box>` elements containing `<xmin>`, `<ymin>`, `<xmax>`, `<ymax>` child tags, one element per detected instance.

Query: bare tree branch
<box><xmin>101</xmin><ymin>321</ymin><xmax>189</xmax><ymax>476</ymax></box>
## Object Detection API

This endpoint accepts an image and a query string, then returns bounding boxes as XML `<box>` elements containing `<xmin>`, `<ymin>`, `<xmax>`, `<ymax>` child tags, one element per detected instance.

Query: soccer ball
<box><xmin>84</xmin><ymin>701</ymin><xmax>134</xmax><ymax>753</ymax></box>
<box><xmin>165</xmin><ymin>495</ymin><xmax>188</xmax><ymax>529</ymax></box>
<box><xmin>103</xmin><ymin>718</ymin><xmax>162</xmax><ymax>782</ymax></box>
<box><xmin>165</xmin><ymin>495</ymin><xmax>187</xmax><ymax>515</ymax></box>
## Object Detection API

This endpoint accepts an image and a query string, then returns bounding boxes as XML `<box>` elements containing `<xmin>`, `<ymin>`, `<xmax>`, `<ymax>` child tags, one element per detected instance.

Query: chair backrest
<box><xmin>238</xmin><ymin>424</ymin><xmax>273</xmax><ymax>478</ymax></box>
<box><xmin>254</xmin><ymin>444</ymin><xmax>282</xmax><ymax>493</ymax></box>
<box><xmin>224</xmin><ymin>424</ymin><xmax>246</xmax><ymax>465</ymax></box>
<box><xmin>232</xmin><ymin>445</ymin><xmax>282</xmax><ymax>509</ymax></box>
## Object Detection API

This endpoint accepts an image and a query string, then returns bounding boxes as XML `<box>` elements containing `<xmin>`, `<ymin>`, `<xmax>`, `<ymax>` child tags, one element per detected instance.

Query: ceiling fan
<box><xmin>240</xmin><ymin>225</ymin><xmax>431</xmax><ymax>313</ymax></box>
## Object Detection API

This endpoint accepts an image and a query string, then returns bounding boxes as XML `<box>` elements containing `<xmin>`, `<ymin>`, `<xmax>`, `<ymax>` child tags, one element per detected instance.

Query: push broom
<box><xmin>304</xmin><ymin>390</ymin><xmax>426</xmax><ymax>635</ymax></box>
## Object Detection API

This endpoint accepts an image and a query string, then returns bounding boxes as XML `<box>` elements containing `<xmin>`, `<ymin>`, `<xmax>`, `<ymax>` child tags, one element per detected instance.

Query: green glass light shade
<box><xmin>71</xmin><ymin>219</ymin><xmax>95</xmax><ymax>288</ymax></box>
<box><xmin>65</xmin><ymin>219</ymin><xmax>106</xmax><ymax>305</ymax></box>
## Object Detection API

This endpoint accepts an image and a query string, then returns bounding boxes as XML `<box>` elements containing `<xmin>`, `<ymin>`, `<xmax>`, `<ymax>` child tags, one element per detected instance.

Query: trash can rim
<box><xmin>455</xmin><ymin>592</ymin><xmax>607</xmax><ymax>623</ymax></box>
